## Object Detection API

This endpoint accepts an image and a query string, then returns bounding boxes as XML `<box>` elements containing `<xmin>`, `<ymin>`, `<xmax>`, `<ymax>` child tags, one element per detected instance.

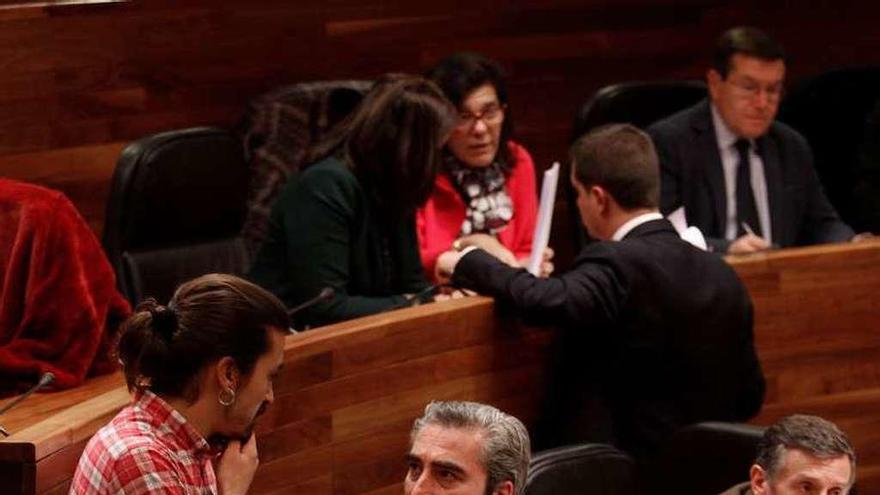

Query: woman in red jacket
<box><xmin>417</xmin><ymin>53</ymin><xmax>552</xmax><ymax>281</ymax></box>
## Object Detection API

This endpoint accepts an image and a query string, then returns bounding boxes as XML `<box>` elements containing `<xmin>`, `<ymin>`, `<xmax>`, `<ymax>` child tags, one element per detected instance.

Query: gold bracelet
<box><xmin>452</xmin><ymin>238</ymin><xmax>464</xmax><ymax>252</ymax></box>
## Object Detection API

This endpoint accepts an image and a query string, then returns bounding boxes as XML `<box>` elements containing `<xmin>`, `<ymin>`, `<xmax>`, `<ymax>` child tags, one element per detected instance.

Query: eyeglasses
<box><xmin>728</xmin><ymin>78</ymin><xmax>784</xmax><ymax>102</ymax></box>
<box><xmin>455</xmin><ymin>103</ymin><xmax>506</xmax><ymax>130</ymax></box>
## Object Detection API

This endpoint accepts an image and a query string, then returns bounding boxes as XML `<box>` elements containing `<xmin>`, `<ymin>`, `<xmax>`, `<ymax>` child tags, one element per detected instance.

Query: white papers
<box><xmin>527</xmin><ymin>162</ymin><xmax>560</xmax><ymax>275</ymax></box>
<box><xmin>666</xmin><ymin>206</ymin><xmax>708</xmax><ymax>251</ymax></box>
<box><xmin>667</xmin><ymin>206</ymin><xmax>688</xmax><ymax>235</ymax></box>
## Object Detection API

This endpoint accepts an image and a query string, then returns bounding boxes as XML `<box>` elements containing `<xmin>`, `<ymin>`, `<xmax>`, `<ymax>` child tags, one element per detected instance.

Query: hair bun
<box><xmin>149</xmin><ymin>306</ymin><xmax>178</xmax><ymax>343</ymax></box>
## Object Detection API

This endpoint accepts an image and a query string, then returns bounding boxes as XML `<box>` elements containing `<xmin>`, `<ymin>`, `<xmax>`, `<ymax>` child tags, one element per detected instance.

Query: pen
<box><xmin>740</xmin><ymin>222</ymin><xmax>780</xmax><ymax>249</ymax></box>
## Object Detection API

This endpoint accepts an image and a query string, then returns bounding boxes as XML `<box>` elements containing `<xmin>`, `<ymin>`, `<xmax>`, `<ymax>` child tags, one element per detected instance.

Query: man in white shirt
<box><xmin>437</xmin><ymin>124</ymin><xmax>764</xmax><ymax>458</ymax></box>
<box><xmin>648</xmin><ymin>26</ymin><xmax>855</xmax><ymax>253</ymax></box>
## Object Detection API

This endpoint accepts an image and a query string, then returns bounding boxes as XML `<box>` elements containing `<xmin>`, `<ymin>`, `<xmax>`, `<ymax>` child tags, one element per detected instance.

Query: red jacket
<box><xmin>417</xmin><ymin>141</ymin><xmax>538</xmax><ymax>279</ymax></box>
<box><xmin>0</xmin><ymin>179</ymin><xmax>130</xmax><ymax>395</ymax></box>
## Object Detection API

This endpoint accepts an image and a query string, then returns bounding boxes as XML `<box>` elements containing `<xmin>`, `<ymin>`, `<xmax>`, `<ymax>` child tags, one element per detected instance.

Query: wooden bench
<box><xmin>2</xmin><ymin>241</ymin><xmax>879</xmax><ymax>494</ymax></box>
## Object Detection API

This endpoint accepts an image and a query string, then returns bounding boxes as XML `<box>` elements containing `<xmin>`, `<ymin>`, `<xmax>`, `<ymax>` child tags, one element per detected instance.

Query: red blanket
<box><xmin>0</xmin><ymin>179</ymin><xmax>130</xmax><ymax>396</ymax></box>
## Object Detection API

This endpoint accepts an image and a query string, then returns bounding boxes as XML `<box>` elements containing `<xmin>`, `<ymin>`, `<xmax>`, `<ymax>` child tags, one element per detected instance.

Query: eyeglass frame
<box><xmin>725</xmin><ymin>76</ymin><xmax>785</xmax><ymax>102</ymax></box>
<box><xmin>454</xmin><ymin>103</ymin><xmax>507</xmax><ymax>130</ymax></box>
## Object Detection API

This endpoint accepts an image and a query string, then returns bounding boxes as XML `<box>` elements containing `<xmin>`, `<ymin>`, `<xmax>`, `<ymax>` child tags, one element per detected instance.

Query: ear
<box><xmin>569</xmin><ymin>168</ymin><xmax>584</xmax><ymax>193</ymax></box>
<box><xmin>750</xmin><ymin>464</ymin><xmax>768</xmax><ymax>495</ymax></box>
<box><xmin>491</xmin><ymin>480</ymin><xmax>514</xmax><ymax>495</ymax></box>
<box><xmin>707</xmin><ymin>68</ymin><xmax>722</xmax><ymax>100</ymax></box>
<box><xmin>215</xmin><ymin>356</ymin><xmax>241</xmax><ymax>390</ymax></box>
<box><xmin>590</xmin><ymin>185</ymin><xmax>610</xmax><ymax>214</ymax></box>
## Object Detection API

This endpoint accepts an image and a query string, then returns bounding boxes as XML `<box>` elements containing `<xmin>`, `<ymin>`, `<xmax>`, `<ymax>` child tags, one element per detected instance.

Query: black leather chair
<box><xmin>641</xmin><ymin>422</ymin><xmax>765</xmax><ymax>495</ymax></box>
<box><xmin>572</xmin><ymin>80</ymin><xmax>707</xmax><ymax>142</ymax></box>
<box><xmin>569</xmin><ymin>81</ymin><xmax>708</xmax><ymax>252</ymax></box>
<box><xmin>778</xmin><ymin>67</ymin><xmax>880</xmax><ymax>233</ymax></box>
<box><xmin>525</xmin><ymin>443</ymin><xmax>637</xmax><ymax>495</ymax></box>
<box><xmin>103</xmin><ymin>127</ymin><xmax>250</xmax><ymax>304</ymax></box>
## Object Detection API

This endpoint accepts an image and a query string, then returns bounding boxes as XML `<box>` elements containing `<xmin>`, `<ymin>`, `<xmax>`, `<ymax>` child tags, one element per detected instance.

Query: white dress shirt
<box><xmin>710</xmin><ymin>105</ymin><xmax>773</xmax><ymax>243</ymax></box>
<box><xmin>612</xmin><ymin>212</ymin><xmax>664</xmax><ymax>241</ymax></box>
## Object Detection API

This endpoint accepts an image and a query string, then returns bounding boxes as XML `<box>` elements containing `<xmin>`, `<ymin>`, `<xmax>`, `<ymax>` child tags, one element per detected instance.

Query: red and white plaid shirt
<box><xmin>70</xmin><ymin>390</ymin><xmax>217</xmax><ymax>494</ymax></box>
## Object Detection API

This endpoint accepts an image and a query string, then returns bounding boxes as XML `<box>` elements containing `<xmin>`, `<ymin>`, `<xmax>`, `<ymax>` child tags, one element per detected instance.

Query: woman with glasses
<box><xmin>248</xmin><ymin>76</ymin><xmax>457</xmax><ymax>327</ymax></box>
<box><xmin>417</xmin><ymin>53</ymin><xmax>552</xmax><ymax>281</ymax></box>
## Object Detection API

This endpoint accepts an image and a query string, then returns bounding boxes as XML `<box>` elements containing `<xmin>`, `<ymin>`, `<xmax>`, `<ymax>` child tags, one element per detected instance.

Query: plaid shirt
<box><xmin>70</xmin><ymin>390</ymin><xmax>217</xmax><ymax>494</ymax></box>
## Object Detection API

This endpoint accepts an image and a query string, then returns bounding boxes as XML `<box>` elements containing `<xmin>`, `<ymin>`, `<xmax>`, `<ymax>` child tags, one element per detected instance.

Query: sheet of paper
<box><xmin>681</xmin><ymin>226</ymin><xmax>708</xmax><ymax>251</ymax></box>
<box><xmin>665</xmin><ymin>206</ymin><xmax>708</xmax><ymax>251</ymax></box>
<box><xmin>527</xmin><ymin>162</ymin><xmax>560</xmax><ymax>276</ymax></box>
<box><xmin>667</xmin><ymin>206</ymin><xmax>687</xmax><ymax>235</ymax></box>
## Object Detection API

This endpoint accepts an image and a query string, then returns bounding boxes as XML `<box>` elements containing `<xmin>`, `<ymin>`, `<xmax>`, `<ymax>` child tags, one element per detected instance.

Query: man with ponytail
<box><xmin>71</xmin><ymin>274</ymin><xmax>290</xmax><ymax>495</ymax></box>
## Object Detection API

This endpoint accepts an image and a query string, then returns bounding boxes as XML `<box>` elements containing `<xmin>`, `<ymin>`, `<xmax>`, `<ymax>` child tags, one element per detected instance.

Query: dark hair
<box><xmin>755</xmin><ymin>414</ymin><xmax>856</xmax><ymax>485</ymax></box>
<box><xmin>117</xmin><ymin>273</ymin><xmax>289</xmax><ymax>402</ymax></box>
<box><xmin>713</xmin><ymin>26</ymin><xmax>786</xmax><ymax>78</ymax></box>
<box><xmin>427</xmin><ymin>52</ymin><xmax>514</xmax><ymax>167</ymax></box>
<box><xmin>570</xmin><ymin>123</ymin><xmax>660</xmax><ymax>209</ymax></box>
<box><xmin>314</xmin><ymin>74</ymin><xmax>455</xmax><ymax>216</ymax></box>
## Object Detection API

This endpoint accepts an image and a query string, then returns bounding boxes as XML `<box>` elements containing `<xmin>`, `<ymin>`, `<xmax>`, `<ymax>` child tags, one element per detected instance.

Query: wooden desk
<box><xmin>728</xmin><ymin>240</ymin><xmax>880</xmax><ymax>493</ymax></box>
<box><xmin>2</xmin><ymin>241</ymin><xmax>879</xmax><ymax>494</ymax></box>
<box><xmin>0</xmin><ymin>297</ymin><xmax>554</xmax><ymax>495</ymax></box>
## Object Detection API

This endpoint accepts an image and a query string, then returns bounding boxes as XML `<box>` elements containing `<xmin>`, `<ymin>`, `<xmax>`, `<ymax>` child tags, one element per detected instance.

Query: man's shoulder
<box><xmin>90</xmin><ymin>412</ymin><xmax>166</xmax><ymax>459</ymax></box>
<box><xmin>718</xmin><ymin>481</ymin><xmax>753</xmax><ymax>495</ymax></box>
<box><xmin>646</xmin><ymin>99</ymin><xmax>708</xmax><ymax>138</ymax></box>
<box><xmin>766</xmin><ymin>119</ymin><xmax>810</xmax><ymax>149</ymax></box>
<box><xmin>616</xmin><ymin>225</ymin><xmax>741</xmax><ymax>278</ymax></box>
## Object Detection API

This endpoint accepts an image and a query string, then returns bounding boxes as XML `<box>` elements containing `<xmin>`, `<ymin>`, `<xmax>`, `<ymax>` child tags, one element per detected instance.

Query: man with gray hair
<box><xmin>405</xmin><ymin>401</ymin><xmax>531</xmax><ymax>495</ymax></box>
<box><xmin>720</xmin><ymin>414</ymin><xmax>856</xmax><ymax>495</ymax></box>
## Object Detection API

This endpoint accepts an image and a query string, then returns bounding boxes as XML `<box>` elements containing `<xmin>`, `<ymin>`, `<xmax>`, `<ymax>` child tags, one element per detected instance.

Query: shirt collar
<box><xmin>710</xmin><ymin>103</ymin><xmax>741</xmax><ymax>149</ymax></box>
<box><xmin>611</xmin><ymin>212</ymin><xmax>664</xmax><ymax>241</ymax></box>
<box><xmin>135</xmin><ymin>389</ymin><xmax>212</xmax><ymax>460</ymax></box>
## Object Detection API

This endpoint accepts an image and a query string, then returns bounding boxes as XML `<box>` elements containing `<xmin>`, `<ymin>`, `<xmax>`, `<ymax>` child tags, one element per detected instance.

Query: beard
<box><xmin>240</xmin><ymin>400</ymin><xmax>269</xmax><ymax>442</ymax></box>
<box><xmin>209</xmin><ymin>400</ymin><xmax>270</xmax><ymax>450</ymax></box>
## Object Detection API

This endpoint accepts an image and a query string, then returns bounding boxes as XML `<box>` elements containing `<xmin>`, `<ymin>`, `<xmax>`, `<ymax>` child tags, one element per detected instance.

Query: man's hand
<box><xmin>518</xmin><ymin>247</ymin><xmax>555</xmax><ymax>277</ymax></box>
<box><xmin>852</xmin><ymin>232</ymin><xmax>875</xmax><ymax>243</ymax></box>
<box><xmin>436</xmin><ymin>250</ymin><xmax>467</xmax><ymax>283</ymax></box>
<box><xmin>217</xmin><ymin>434</ymin><xmax>259</xmax><ymax>495</ymax></box>
<box><xmin>457</xmin><ymin>234</ymin><xmax>518</xmax><ymax>267</ymax></box>
<box><xmin>433</xmin><ymin>288</ymin><xmax>476</xmax><ymax>302</ymax></box>
<box><xmin>727</xmin><ymin>233</ymin><xmax>771</xmax><ymax>254</ymax></box>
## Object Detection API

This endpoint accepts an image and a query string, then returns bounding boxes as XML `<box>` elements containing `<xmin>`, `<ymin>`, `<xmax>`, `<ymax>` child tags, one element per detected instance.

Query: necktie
<box><xmin>734</xmin><ymin>139</ymin><xmax>762</xmax><ymax>237</ymax></box>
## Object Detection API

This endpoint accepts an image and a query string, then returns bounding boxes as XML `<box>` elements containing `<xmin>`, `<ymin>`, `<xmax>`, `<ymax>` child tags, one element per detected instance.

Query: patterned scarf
<box><xmin>444</xmin><ymin>154</ymin><xmax>513</xmax><ymax>236</ymax></box>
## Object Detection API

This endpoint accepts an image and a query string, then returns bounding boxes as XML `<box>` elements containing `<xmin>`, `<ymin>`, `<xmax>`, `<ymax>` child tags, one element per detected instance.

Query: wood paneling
<box><xmin>2</xmin><ymin>1</ymin><xmax>880</xmax><ymax>237</ymax></box>
<box><xmin>1</xmin><ymin>241</ymin><xmax>880</xmax><ymax>494</ymax></box>
<box><xmin>728</xmin><ymin>240</ymin><xmax>880</xmax><ymax>494</ymax></box>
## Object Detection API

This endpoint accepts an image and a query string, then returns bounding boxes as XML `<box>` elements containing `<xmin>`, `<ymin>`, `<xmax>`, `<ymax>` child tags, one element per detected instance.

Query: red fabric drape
<box><xmin>0</xmin><ymin>179</ymin><xmax>130</xmax><ymax>396</ymax></box>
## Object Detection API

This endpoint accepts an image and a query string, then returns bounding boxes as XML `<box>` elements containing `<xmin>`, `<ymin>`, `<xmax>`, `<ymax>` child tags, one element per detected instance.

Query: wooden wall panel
<box><xmin>2</xmin><ymin>242</ymin><xmax>880</xmax><ymax>493</ymax></box>
<box><xmin>1</xmin><ymin>1</ymin><xmax>880</xmax><ymax>237</ymax></box>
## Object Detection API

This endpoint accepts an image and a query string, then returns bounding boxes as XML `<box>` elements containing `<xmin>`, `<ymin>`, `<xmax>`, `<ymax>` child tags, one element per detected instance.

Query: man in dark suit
<box><xmin>648</xmin><ymin>27</ymin><xmax>855</xmax><ymax>254</ymax></box>
<box><xmin>436</xmin><ymin>124</ymin><xmax>765</xmax><ymax>459</ymax></box>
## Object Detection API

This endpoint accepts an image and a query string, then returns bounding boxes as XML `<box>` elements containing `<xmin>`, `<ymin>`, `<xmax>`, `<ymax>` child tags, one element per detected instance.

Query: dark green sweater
<box><xmin>248</xmin><ymin>156</ymin><xmax>429</xmax><ymax>328</ymax></box>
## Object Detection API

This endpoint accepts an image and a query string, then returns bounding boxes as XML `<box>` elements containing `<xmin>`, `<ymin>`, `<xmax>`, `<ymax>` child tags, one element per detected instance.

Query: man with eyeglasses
<box><xmin>648</xmin><ymin>26</ymin><xmax>855</xmax><ymax>254</ymax></box>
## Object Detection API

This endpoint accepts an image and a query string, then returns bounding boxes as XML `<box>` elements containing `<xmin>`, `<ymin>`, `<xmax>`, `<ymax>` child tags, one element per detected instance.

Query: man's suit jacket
<box><xmin>647</xmin><ymin>100</ymin><xmax>854</xmax><ymax>252</ymax></box>
<box><xmin>452</xmin><ymin>219</ymin><xmax>765</xmax><ymax>458</ymax></box>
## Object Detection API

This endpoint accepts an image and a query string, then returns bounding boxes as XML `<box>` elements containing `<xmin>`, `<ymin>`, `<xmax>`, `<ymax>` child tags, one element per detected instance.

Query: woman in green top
<box><xmin>249</xmin><ymin>76</ymin><xmax>457</xmax><ymax>328</ymax></box>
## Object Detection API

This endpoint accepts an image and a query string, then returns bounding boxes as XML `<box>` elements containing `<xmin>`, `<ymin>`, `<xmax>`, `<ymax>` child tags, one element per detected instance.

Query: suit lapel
<box><xmin>690</xmin><ymin>102</ymin><xmax>727</xmax><ymax>234</ymax></box>
<box><xmin>757</xmin><ymin>135</ymin><xmax>785</xmax><ymax>245</ymax></box>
